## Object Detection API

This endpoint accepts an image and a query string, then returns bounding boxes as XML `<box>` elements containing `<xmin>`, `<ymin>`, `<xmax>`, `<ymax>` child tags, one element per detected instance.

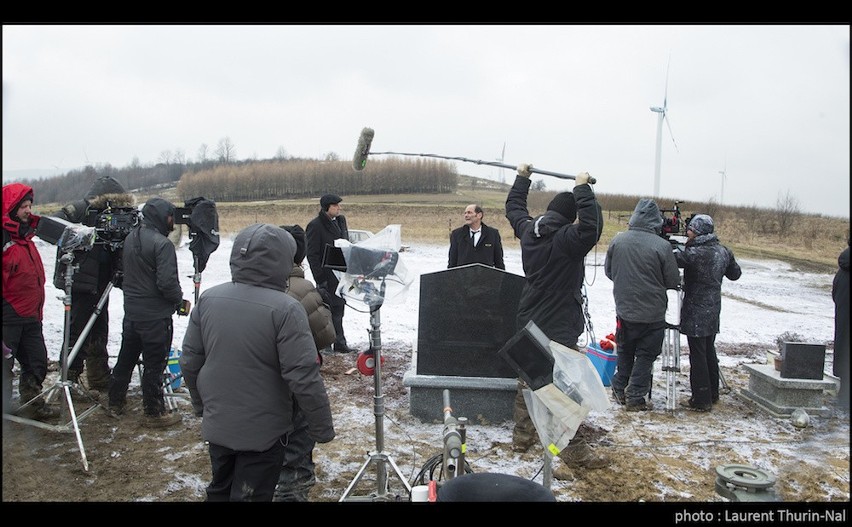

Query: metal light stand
<box><xmin>340</xmin><ymin>280</ymin><xmax>412</xmax><ymax>502</ymax></box>
<box><xmin>2</xmin><ymin>252</ymin><xmax>104</xmax><ymax>471</ymax></box>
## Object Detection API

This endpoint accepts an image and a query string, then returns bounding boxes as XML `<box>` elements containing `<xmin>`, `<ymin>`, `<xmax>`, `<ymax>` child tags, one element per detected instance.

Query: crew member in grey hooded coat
<box><xmin>181</xmin><ymin>223</ymin><xmax>335</xmax><ymax>502</ymax></box>
<box><xmin>605</xmin><ymin>198</ymin><xmax>681</xmax><ymax>410</ymax></box>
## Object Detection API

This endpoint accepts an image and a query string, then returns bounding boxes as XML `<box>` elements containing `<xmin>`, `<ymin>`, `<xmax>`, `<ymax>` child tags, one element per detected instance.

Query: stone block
<box><xmin>403</xmin><ymin>369</ymin><xmax>516</xmax><ymax>424</ymax></box>
<box><xmin>739</xmin><ymin>363</ymin><xmax>835</xmax><ymax>417</ymax></box>
<box><xmin>780</xmin><ymin>342</ymin><xmax>826</xmax><ymax>380</ymax></box>
<box><xmin>417</xmin><ymin>264</ymin><xmax>524</xmax><ymax>378</ymax></box>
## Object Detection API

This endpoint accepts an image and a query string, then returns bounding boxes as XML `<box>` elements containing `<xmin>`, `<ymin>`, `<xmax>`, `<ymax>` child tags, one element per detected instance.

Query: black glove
<box><xmin>317</xmin><ymin>284</ymin><xmax>333</xmax><ymax>305</ymax></box>
<box><xmin>177</xmin><ymin>299</ymin><xmax>191</xmax><ymax>316</ymax></box>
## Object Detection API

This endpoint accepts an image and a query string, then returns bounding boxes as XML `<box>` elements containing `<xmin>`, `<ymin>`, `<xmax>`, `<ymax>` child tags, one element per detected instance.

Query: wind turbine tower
<box><xmin>719</xmin><ymin>164</ymin><xmax>727</xmax><ymax>206</ymax></box>
<box><xmin>496</xmin><ymin>141</ymin><xmax>507</xmax><ymax>184</ymax></box>
<box><xmin>651</xmin><ymin>59</ymin><xmax>678</xmax><ymax>198</ymax></box>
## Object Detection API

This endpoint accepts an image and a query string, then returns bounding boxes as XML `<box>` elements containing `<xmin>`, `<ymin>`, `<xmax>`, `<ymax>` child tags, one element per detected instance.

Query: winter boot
<box><xmin>18</xmin><ymin>380</ymin><xmax>59</xmax><ymax>421</ymax></box>
<box><xmin>141</xmin><ymin>410</ymin><xmax>182</xmax><ymax>429</ymax></box>
<box><xmin>85</xmin><ymin>348</ymin><xmax>112</xmax><ymax>391</ymax></box>
<box><xmin>557</xmin><ymin>438</ymin><xmax>610</xmax><ymax>471</ymax></box>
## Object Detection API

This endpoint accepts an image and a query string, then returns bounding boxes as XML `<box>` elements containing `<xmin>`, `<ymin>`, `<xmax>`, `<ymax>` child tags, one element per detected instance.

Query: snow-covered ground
<box><xmin>35</xmin><ymin>233</ymin><xmax>838</xmax><ymax>368</ymax></box>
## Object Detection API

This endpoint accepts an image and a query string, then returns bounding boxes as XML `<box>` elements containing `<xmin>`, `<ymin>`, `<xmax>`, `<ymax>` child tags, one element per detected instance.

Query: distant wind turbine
<box><xmin>496</xmin><ymin>141</ymin><xmax>507</xmax><ymax>183</ymax></box>
<box><xmin>651</xmin><ymin>58</ymin><xmax>679</xmax><ymax>198</ymax></box>
<box><xmin>719</xmin><ymin>161</ymin><xmax>727</xmax><ymax>206</ymax></box>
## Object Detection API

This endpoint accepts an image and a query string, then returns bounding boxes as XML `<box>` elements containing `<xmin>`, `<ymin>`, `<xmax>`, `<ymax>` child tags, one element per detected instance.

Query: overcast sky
<box><xmin>3</xmin><ymin>24</ymin><xmax>849</xmax><ymax>218</ymax></box>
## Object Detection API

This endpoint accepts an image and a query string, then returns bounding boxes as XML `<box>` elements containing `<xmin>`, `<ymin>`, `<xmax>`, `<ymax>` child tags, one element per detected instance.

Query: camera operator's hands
<box><xmin>177</xmin><ymin>299</ymin><xmax>191</xmax><ymax>316</ymax></box>
<box><xmin>575</xmin><ymin>172</ymin><xmax>591</xmax><ymax>186</ymax></box>
<box><xmin>517</xmin><ymin>163</ymin><xmax>533</xmax><ymax>179</ymax></box>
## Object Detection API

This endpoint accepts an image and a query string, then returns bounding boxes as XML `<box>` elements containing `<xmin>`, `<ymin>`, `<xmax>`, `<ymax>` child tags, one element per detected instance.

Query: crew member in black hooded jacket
<box><xmin>505</xmin><ymin>164</ymin><xmax>608</xmax><ymax>476</ymax></box>
<box><xmin>108</xmin><ymin>197</ymin><xmax>187</xmax><ymax>428</ymax></box>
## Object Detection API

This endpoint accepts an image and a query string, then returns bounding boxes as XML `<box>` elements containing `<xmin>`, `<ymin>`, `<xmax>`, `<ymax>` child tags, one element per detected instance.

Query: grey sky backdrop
<box><xmin>3</xmin><ymin>24</ymin><xmax>849</xmax><ymax>218</ymax></box>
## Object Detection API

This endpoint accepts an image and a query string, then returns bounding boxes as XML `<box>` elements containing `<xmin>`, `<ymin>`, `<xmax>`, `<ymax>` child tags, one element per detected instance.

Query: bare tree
<box><xmin>324</xmin><ymin>151</ymin><xmax>340</xmax><ymax>162</ymax></box>
<box><xmin>215</xmin><ymin>137</ymin><xmax>236</xmax><ymax>163</ymax></box>
<box><xmin>776</xmin><ymin>189</ymin><xmax>800</xmax><ymax>236</ymax></box>
<box><xmin>275</xmin><ymin>146</ymin><xmax>289</xmax><ymax>160</ymax></box>
<box><xmin>173</xmin><ymin>149</ymin><xmax>186</xmax><ymax>165</ymax></box>
<box><xmin>197</xmin><ymin>143</ymin><xmax>209</xmax><ymax>163</ymax></box>
<box><xmin>158</xmin><ymin>150</ymin><xmax>172</xmax><ymax>165</ymax></box>
<box><xmin>531</xmin><ymin>179</ymin><xmax>547</xmax><ymax>191</ymax></box>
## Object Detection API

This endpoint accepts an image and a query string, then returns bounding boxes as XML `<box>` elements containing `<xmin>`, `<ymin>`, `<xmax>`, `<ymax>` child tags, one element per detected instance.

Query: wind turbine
<box><xmin>718</xmin><ymin>160</ymin><xmax>727</xmax><ymax>206</ymax></box>
<box><xmin>496</xmin><ymin>141</ymin><xmax>507</xmax><ymax>184</ymax></box>
<box><xmin>651</xmin><ymin>59</ymin><xmax>679</xmax><ymax>198</ymax></box>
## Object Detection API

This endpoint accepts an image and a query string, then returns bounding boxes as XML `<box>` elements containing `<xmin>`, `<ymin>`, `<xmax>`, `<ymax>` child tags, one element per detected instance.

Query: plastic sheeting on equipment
<box><xmin>524</xmin><ymin>341</ymin><xmax>611</xmax><ymax>456</ymax></box>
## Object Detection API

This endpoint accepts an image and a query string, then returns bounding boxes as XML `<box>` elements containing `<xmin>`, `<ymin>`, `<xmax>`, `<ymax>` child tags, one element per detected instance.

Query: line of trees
<box><xmin>22</xmin><ymin>154</ymin><xmax>459</xmax><ymax>206</ymax></box>
<box><xmin>176</xmin><ymin>157</ymin><xmax>458</xmax><ymax>202</ymax></box>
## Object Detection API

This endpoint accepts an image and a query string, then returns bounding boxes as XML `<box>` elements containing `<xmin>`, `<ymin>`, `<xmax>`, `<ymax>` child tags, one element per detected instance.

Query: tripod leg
<box><xmin>62</xmin><ymin>384</ymin><xmax>90</xmax><ymax>472</ymax></box>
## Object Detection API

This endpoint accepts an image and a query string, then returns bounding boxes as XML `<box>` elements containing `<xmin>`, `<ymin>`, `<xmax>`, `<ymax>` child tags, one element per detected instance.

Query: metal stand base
<box><xmin>3</xmin><ymin>380</ymin><xmax>100</xmax><ymax>471</ymax></box>
<box><xmin>339</xmin><ymin>296</ymin><xmax>412</xmax><ymax>502</ymax></box>
<box><xmin>339</xmin><ymin>451</ymin><xmax>411</xmax><ymax>502</ymax></box>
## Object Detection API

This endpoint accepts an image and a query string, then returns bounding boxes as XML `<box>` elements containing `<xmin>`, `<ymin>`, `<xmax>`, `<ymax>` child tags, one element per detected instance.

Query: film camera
<box><xmin>84</xmin><ymin>202</ymin><xmax>140</xmax><ymax>249</ymax></box>
<box><xmin>660</xmin><ymin>201</ymin><xmax>696</xmax><ymax>249</ymax></box>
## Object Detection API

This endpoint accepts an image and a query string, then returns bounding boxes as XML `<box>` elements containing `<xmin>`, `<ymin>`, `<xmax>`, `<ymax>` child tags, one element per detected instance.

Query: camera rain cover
<box><xmin>184</xmin><ymin>197</ymin><xmax>220</xmax><ymax>273</ymax></box>
<box><xmin>335</xmin><ymin>225</ymin><xmax>413</xmax><ymax>308</ymax></box>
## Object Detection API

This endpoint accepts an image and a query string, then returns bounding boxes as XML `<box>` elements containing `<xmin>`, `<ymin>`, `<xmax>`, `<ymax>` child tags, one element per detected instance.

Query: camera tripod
<box><xmin>3</xmin><ymin>252</ymin><xmax>110</xmax><ymax>471</ymax></box>
<box><xmin>339</xmin><ymin>280</ymin><xmax>411</xmax><ymax>502</ymax></box>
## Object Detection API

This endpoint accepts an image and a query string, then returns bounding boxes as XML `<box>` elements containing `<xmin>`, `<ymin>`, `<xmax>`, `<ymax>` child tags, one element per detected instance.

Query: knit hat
<box><xmin>281</xmin><ymin>224</ymin><xmax>306</xmax><ymax>264</ymax></box>
<box><xmin>320</xmin><ymin>194</ymin><xmax>342</xmax><ymax>210</ymax></box>
<box><xmin>687</xmin><ymin>214</ymin><xmax>714</xmax><ymax>236</ymax></box>
<box><xmin>547</xmin><ymin>192</ymin><xmax>576</xmax><ymax>222</ymax></box>
<box><xmin>86</xmin><ymin>176</ymin><xmax>126</xmax><ymax>199</ymax></box>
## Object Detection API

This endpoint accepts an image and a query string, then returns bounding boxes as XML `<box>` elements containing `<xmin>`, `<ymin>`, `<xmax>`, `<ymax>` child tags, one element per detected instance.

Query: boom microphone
<box><xmin>353</xmin><ymin>127</ymin><xmax>375</xmax><ymax>171</ymax></box>
<box><xmin>351</xmin><ymin>126</ymin><xmax>597</xmax><ymax>184</ymax></box>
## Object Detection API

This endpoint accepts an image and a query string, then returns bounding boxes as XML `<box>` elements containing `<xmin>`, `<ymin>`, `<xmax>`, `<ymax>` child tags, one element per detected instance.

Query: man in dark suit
<box><xmin>306</xmin><ymin>194</ymin><xmax>354</xmax><ymax>353</ymax></box>
<box><xmin>448</xmin><ymin>204</ymin><xmax>505</xmax><ymax>270</ymax></box>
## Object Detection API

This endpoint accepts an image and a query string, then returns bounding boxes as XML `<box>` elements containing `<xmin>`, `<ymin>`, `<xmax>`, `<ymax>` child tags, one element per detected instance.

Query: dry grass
<box><xmin>202</xmin><ymin>190</ymin><xmax>847</xmax><ymax>273</ymax></box>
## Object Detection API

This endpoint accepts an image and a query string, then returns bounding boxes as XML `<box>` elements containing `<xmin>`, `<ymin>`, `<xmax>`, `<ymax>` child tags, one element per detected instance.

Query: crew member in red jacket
<box><xmin>2</xmin><ymin>182</ymin><xmax>58</xmax><ymax>420</ymax></box>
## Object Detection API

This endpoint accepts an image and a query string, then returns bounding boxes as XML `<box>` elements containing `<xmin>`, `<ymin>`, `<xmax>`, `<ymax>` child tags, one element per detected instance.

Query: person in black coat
<box><xmin>52</xmin><ymin>175</ymin><xmax>133</xmax><ymax>390</ymax></box>
<box><xmin>505</xmin><ymin>165</ymin><xmax>607</xmax><ymax>474</ymax></box>
<box><xmin>674</xmin><ymin>214</ymin><xmax>741</xmax><ymax>412</ymax></box>
<box><xmin>833</xmin><ymin>238</ymin><xmax>850</xmax><ymax>411</ymax></box>
<box><xmin>448</xmin><ymin>204</ymin><xmax>505</xmax><ymax>269</ymax></box>
<box><xmin>306</xmin><ymin>194</ymin><xmax>353</xmax><ymax>353</ymax></box>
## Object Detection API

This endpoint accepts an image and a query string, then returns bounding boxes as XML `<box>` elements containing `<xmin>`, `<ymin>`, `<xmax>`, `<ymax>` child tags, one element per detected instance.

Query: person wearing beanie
<box><xmin>674</xmin><ymin>213</ymin><xmax>741</xmax><ymax>412</ymax></box>
<box><xmin>448</xmin><ymin>203</ymin><xmax>505</xmax><ymax>269</ymax></box>
<box><xmin>274</xmin><ymin>224</ymin><xmax>335</xmax><ymax>502</ymax></box>
<box><xmin>52</xmin><ymin>172</ymin><xmax>135</xmax><ymax>392</ymax></box>
<box><xmin>605</xmin><ymin>198</ymin><xmax>681</xmax><ymax>412</ymax></box>
<box><xmin>505</xmin><ymin>164</ymin><xmax>607</xmax><ymax>476</ymax></box>
<box><xmin>2</xmin><ymin>183</ymin><xmax>60</xmax><ymax>421</ymax></box>
<box><xmin>306</xmin><ymin>193</ymin><xmax>354</xmax><ymax>353</ymax></box>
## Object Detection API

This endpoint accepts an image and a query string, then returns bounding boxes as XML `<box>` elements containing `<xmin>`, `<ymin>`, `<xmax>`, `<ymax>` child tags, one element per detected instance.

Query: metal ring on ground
<box><xmin>716</xmin><ymin>464</ymin><xmax>777</xmax><ymax>490</ymax></box>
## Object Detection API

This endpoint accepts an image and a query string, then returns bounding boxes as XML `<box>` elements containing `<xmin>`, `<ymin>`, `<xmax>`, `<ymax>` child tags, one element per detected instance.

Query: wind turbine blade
<box><xmin>663</xmin><ymin>55</ymin><xmax>671</xmax><ymax>109</ymax></box>
<box><xmin>664</xmin><ymin>113</ymin><xmax>679</xmax><ymax>153</ymax></box>
<box><xmin>501</xmin><ymin>141</ymin><xmax>506</xmax><ymax>162</ymax></box>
